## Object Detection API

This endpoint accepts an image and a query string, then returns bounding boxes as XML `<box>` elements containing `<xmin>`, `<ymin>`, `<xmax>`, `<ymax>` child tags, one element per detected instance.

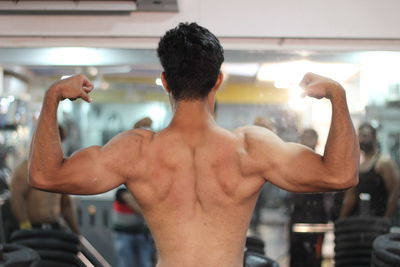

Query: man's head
<box><xmin>253</xmin><ymin>116</ymin><xmax>276</xmax><ymax>133</ymax></box>
<box><xmin>133</xmin><ymin>117</ymin><xmax>153</xmax><ymax>129</ymax></box>
<box><xmin>157</xmin><ymin>22</ymin><xmax>224</xmax><ymax>101</ymax></box>
<box><xmin>300</xmin><ymin>128</ymin><xmax>318</xmax><ymax>150</ymax></box>
<box><xmin>358</xmin><ymin>123</ymin><xmax>377</xmax><ymax>153</ymax></box>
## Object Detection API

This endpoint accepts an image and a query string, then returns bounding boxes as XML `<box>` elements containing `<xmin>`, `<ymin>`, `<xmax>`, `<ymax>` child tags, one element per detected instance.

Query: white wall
<box><xmin>1</xmin><ymin>0</ymin><xmax>400</xmax><ymax>49</ymax></box>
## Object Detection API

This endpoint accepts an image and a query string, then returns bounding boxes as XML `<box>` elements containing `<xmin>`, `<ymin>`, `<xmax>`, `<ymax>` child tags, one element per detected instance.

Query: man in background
<box><xmin>112</xmin><ymin>186</ymin><xmax>154</xmax><ymax>267</ymax></box>
<box><xmin>133</xmin><ymin>117</ymin><xmax>153</xmax><ymax>130</ymax></box>
<box><xmin>249</xmin><ymin>116</ymin><xmax>277</xmax><ymax>234</ymax></box>
<box><xmin>340</xmin><ymin>123</ymin><xmax>399</xmax><ymax>218</ymax></box>
<box><xmin>112</xmin><ymin>117</ymin><xmax>155</xmax><ymax>267</ymax></box>
<box><xmin>10</xmin><ymin>125</ymin><xmax>79</xmax><ymax>234</ymax></box>
<box><xmin>287</xmin><ymin>128</ymin><xmax>329</xmax><ymax>267</ymax></box>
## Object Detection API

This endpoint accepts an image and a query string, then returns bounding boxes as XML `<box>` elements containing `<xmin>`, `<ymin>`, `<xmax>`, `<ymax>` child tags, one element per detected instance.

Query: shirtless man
<box><xmin>340</xmin><ymin>123</ymin><xmax>399</xmax><ymax>218</ymax></box>
<box><xmin>29</xmin><ymin>23</ymin><xmax>359</xmax><ymax>267</ymax></box>
<box><xmin>11</xmin><ymin>127</ymin><xmax>79</xmax><ymax>234</ymax></box>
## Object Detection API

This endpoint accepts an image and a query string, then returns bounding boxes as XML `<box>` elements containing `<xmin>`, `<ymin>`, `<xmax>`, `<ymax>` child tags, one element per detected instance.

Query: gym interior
<box><xmin>0</xmin><ymin>0</ymin><xmax>400</xmax><ymax>266</ymax></box>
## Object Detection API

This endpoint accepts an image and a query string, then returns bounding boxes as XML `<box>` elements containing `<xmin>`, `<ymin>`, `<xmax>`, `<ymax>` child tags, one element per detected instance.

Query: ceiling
<box><xmin>0</xmin><ymin>48</ymin><xmax>371</xmax><ymax>104</ymax></box>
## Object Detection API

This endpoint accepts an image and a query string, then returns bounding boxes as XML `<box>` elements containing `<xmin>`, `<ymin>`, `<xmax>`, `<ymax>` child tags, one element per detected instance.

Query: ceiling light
<box><xmin>222</xmin><ymin>63</ymin><xmax>259</xmax><ymax>77</ymax></box>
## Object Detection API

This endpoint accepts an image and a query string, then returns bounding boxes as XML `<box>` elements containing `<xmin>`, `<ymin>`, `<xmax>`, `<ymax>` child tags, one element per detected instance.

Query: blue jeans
<box><xmin>114</xmin><ymin>231</ymin><xmax>154</xmax><ymax>267</ymax></box>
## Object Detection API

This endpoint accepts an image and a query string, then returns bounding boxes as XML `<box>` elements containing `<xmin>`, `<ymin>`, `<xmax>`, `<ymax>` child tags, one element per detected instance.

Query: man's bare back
<box><xmin>29</xmin><ymin>23</ymin><xmax>359</xmax><ymax>267</ymax></box>
<box><xmin>11</xmin><ymin>160</ymin><xmax>79</xmax><ymax>233</ymax></box>
<box><xmin>124</xmin><ymin>123</ymin><xmax>265</xmax><ymax>267</ymax></box>
<box><xmin>25</xmin><ymin>188</ymin><xmax>63</xmax><ymax>224</ymax></box>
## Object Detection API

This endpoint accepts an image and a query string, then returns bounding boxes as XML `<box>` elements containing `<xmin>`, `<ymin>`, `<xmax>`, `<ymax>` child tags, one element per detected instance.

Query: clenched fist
<box><xmin>49</xmin><ymin>74</ymin><xmax>94</xmax><ymax>103</ymax></box>
<box><xmin>299</xmin><ymin>72</ymin><xmax>344</xmax><ymax>100</ymax></box>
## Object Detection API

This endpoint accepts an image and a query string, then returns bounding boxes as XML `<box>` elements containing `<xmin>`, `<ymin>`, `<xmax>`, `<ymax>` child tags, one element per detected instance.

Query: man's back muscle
<box><xmin>125</xmin><ymin>126</ymin><xmax>265</xmax><ymax>267</ymax></box>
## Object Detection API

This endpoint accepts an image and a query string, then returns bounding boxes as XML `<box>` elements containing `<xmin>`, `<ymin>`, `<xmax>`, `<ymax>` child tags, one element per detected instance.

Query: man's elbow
<box><xmin>342</xmin><ymin>173</ymin><xmax>359</xmax><ymax>189</ymax></box>
<box><xmin>28</xmin><ymin>171</ymin><xmax>44</xmax><ymax>190</ymax></box>
<box><xmin>330</xmin><ymin>171</ymin><xmax>359</xmax><ymax>191</ymax></box>
<box><xmin>28</xmin><ymin>168</ymin><xmax>53</xmax><ymax>190</ymax></box>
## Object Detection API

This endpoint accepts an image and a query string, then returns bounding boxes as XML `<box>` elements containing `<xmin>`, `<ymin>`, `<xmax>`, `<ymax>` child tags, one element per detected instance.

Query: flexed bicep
<box><xmin>29</xmin><ymin>130</ymin><xmax>144</xmax><ymax>195</ymax></box>
<box><xmin>52</xmin><ymin>146</ymin><xmax>125</xmax><ymax>194</ymax></box>
<box><xmin>242</xmin><ymin>126</ymin><xmax>349</xmax><ymax>193</ymax></box>
<box><xmin>265</xmin><ymin>142</ymin><xmax>335</xmax><ymax>192</ymax></box>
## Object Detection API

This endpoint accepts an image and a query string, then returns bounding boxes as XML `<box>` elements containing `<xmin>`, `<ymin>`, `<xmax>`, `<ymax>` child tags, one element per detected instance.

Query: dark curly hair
<box><xmin>157</xmin><ymin>22</ymin><xmax>224</xmax><ymax>100</ymax></box>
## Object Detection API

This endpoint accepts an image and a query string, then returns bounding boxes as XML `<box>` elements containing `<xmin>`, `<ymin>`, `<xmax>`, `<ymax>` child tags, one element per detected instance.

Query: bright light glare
<box><xmin>222</xmin><ymin>63</ymin><xmax>259</xmax><ymax>77</ymax></box>
<box><xmin>60</xmin><ymin>100</ymin><xmax>73</xmax><ymax>113</ymax></box>
<box><xmin>361</xmin><ymin>51</ymin><xmax>400</xmax><ymax>83</ymax></box>
<box><xmin>258</xmin><ymin>60</ymin><xmax>360</xmax><ymax>111</ymax></box>
<box><xmin>46</xmin><ymin>47</ymin><xmax>101</xmax><ymax>65</ymax></box>
<box><xmin>155</xmin><ymin>78</ymin><xmax>163</xmax><ymax>87</ymax></box>
<box><xmin>274</xmin><ymin>80</ymin><xmax>291</xmax><ymax>89</ymax></box>
<box><xmin>288</xmin><ymin>85</ymin><xmax>307</xmax><ymax>111</ymax></box>
<box><xmin>0</xmin><ymin>96</ymin><xmax>16</xmax><ymax>114</ymax></box>
<box><xmin>147</xmin><ymin>104</ymin><xmax>166</xmax><ymax>122</ymax></box>
<box><xmin>359</xmin><ymin>51</ymin><xmax>400</xmax><ymax>106</ymax></box>
<box><xmin>61</xmin><ymin>75</ymin><xmax>72</xmax><ymax>80</ymax></box>
<box><xmin>257</xmin><ymin>60</ymin><xmax>359</xmax><ymax>85</ymax></box>
<box><xmin>101</xmin><ymin>81</ymin><xmax>110</xmax><ymax>90</ymax></box>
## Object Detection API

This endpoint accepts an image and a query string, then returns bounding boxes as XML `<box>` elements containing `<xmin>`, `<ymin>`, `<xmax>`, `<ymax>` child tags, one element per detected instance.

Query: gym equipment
<box><xmin>334</xmin><ymin>216</ymin><xmax>390</xmax><ymax>266</ymax></box>
<box><xmin>0</xmin><ymin>243</ymin><xmax>40</xmax><ymax>267</ymax></box>
<box><xmin>371</xmin><ymin>233</ymin><xmax>400</xmax><ymax>267</ymax></box>
<box><xmin>244</xmin><ymin>251</ymin><xmax>280</xmax><ymax>267</ymax></box>
<box><xmin>10</xmin><ymin>229</ymin><xmax>84</xmax><ymax>267</ymax></box>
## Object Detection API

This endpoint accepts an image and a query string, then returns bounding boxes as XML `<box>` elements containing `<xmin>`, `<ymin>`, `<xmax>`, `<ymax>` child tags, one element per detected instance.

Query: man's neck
<box><xmin>361</xmin><ymin>149</ymin><xmax>378</xmax><ymax>165</ymax></box>
<box><xmin>364</xmin><ymin>149</ymin><xmax>377</xmax><ymax>159</ymax></box>
<box><xmin>169</xmin><ymin>99</ymin><xmax>216</xmax><ymax>130</ymax></box>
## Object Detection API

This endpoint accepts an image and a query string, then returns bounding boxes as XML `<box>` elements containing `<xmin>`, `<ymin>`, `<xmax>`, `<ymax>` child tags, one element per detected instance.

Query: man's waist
<box><xmin>31</xmin><ymin>222</ymin><xmax>62</xmax><ymax>230</ymax></box>
<box><xmin>156</xmin><ymin>255</ymin><xmax>243</xmax><ymax>267</ymax></box>
<box><xmin>156</xmin><ymin>238</ymin><xmax>244</xmax><ymax>267</ymax></box>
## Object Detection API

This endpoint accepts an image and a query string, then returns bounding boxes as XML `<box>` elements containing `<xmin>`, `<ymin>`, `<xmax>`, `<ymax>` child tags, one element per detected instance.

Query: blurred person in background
<box><xmin>249</xmin><ymin>116</ymin><xmax>277</xmax><ymax>234</ymax></box>
<box><xmin>112</xmin><ymin>117</ymin><xmax>155</xmax><ymax>267</ymax></box>
<box><xmin>340</xmin><ymin>123</ymin><xmax>400</xmax><ymax>218</ymax></box>
<box><xmin>287</xmin><ymin>128</ymin><xmax>329</xmax><ymax>267</ymax></box>
<box><xmin>134</xmin><ymin>117</ymin><xmax>153</xmax><ymax>130</ymax></box>
<box><xmin>10</xmin><ymin>125</ymin><xmax>79</xmax><ymax>234</ymax></box>
<box><xmin>112</xmin><ymin>186</ymin><xmax>154</xmax><ymax>267</ymax></box>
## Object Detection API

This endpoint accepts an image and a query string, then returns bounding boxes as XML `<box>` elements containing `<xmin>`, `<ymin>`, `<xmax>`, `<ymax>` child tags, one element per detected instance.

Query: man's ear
<box><xmin>212</xmin><ymin>72</ymin><xmax>224</xmax><ymax>93</ymax></box>
<box><xmin>161</xmin><ymin>72</ymin><xmax>171</xmax><ymax>94</ymax></box>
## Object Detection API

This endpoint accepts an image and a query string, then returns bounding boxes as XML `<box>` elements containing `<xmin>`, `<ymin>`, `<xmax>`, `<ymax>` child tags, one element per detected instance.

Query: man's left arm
<box><xmin>29</xmin><ymin>75</ymin><xmax>134</xmax><ymax>195</ymax></box>
<box><xmin>339</xmin><ymin>187</ymin><xmax>358</xmax><ymax>218</ymax></box>
<box><xmin>381</xmin><ymin>158</ymin><xmax>400</xmax><ymax>218</ymax></box>
<box><xmin>61</xmin><ymin>194</ymin><xmax>80</xmax><ymax>235</ymax></box>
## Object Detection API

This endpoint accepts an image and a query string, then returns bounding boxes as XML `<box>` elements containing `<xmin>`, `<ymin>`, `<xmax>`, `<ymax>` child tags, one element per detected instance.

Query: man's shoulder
<box><xmin>376</xmin><ymin>154</ymin><xmax>397</xmax><ymax>171</ymax></box>
<box><xmin>233</xmin><ymin>125</ymin><xmax>259</xmax><ymax>135</ymax></box>
<box><xmin>110</xmin><ymin>129</ymin><xmax>155</xmax><ymax>145</ymax></box>
<box><xmin>101</xmin><ymin>129</ymin><xmax>155</xmax><ymax>162</ymax></box>
<box><xmin>12</xmin><ymin>159</ymin><xmax>28</xmax><ymax>181</ymax></box>
<box><xmin>232</xmin><ymin>125</ymin><xmax>278</xmax><ymax>147</ymax></box>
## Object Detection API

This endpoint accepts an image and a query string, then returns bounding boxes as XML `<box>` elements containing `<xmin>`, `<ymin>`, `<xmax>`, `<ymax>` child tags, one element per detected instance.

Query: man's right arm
<box><xmin>28</xmin><ymin>75</ymin><xmax>142</xmax><ymax>195</ymax></box>
<box><xmin>380</xmin><ymin>158</ymin><xmax>400</xmax><ymax>217</ymax></box>
<box><xmin>243</xmin><ymin>73</ymin><xmax>359</xmax><ymax>193</ymax></box>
